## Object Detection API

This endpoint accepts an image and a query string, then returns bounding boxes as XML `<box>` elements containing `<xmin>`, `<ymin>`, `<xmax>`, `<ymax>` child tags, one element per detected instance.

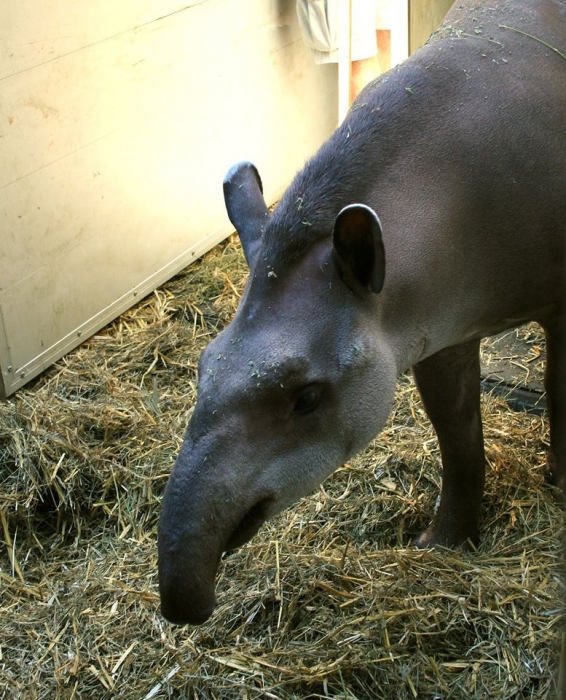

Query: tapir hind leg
<box><xmin>542</xmin><ymin>319</ymin><xmax>566</xmax><ymax>496</ymax></box>
<box><xmin>411</xmin><ymin>339</ymin><xmax>485</xmax><ymax>548</ymax></box>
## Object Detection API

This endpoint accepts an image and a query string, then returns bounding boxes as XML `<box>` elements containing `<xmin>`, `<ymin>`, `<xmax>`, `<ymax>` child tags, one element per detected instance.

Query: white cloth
<box><xmin>296</xmin><ymin>0</ymin><xmax>378</xmax><ymax>64</ymax></box>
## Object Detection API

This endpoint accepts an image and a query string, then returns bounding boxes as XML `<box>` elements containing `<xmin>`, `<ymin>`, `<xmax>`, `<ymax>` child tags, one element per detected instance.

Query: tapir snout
<box><xmin>158</xmin><ymin>437</ymin><xmax>276</xmax><ymax>624</ymax></box>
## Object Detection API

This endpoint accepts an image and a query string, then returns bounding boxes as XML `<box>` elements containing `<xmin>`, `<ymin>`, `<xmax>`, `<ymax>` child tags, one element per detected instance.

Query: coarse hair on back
<box><xmin>262</xmin><ymin>64</ymin><xmax>431</xmax><ymax>265</ymax></box>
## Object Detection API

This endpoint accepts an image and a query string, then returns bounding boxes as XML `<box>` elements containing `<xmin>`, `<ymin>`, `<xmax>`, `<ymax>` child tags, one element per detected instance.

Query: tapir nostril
<box><xmin>225</xmin><ymin>497</ymin><xmax>274</xmax><ymax>551</ymax></box>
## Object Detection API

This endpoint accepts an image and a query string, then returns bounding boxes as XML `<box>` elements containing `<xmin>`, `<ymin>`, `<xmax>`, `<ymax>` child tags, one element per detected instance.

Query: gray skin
<box><xmin>158</xmin><ymin>0</ymin><xmax>566</xmax><ymax>625</ymax></box>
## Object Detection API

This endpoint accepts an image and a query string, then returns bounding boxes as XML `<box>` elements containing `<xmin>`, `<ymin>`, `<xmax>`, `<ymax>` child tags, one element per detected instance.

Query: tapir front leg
<box><xmin>412</xmin><ymin>340</ymin><xmax>485</xmax><ymax>548</ymax></box>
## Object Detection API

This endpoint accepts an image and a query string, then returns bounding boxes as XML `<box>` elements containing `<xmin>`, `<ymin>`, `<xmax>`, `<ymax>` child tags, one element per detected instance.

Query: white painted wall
<box><xmin>0</xmin><ymin>0</ymin><xmax>338</xmax><ymax>396</ymax></box>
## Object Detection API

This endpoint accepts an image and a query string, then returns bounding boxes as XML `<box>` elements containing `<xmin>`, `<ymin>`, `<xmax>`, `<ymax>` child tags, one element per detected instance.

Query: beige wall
<box><xmin>410</xmin><ymin>0</ymin><xmax>454</xmax><ymax>53</ymax></box>
<box><xmin>0</xmin><ymin>0</ymin><xmax>338</xmax><ymax>397</ymax></box>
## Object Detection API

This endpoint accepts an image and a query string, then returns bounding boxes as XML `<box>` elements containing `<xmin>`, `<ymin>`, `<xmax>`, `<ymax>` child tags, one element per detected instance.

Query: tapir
<box><xmin>158</xmin><ymin>0</ymin><xmax>566</xmax><ymax>625</ymax></box>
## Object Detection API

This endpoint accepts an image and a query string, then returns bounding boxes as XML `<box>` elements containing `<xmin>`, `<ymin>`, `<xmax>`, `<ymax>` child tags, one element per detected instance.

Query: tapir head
<box><xmin>158</xmin><ymin>162</ymin><xmax>397</xmax><ymax>624</ymax></box>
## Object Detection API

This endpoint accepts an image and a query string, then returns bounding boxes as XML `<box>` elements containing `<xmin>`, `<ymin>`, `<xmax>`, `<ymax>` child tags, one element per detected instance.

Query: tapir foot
<box><xmin>412</xmin><ymin>524</ymin><xmax>478</xmax><ymax>551</ymax></box>
<box><xmin>543</xmin><ymin>450</ymin><xmax>557</xmax><ymax>484</ymax></box>
<box><xmin>543</xmin><ymin>450</ymin><xmax>566</xmax><ymax>495</ymax></box>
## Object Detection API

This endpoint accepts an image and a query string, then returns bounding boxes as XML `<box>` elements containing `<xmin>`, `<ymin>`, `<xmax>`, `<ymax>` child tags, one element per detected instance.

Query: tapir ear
<box><xmin>333</xmin><ymin>204</ymin><xmax>385</xmax><ymax>294</ymax></box>
<box><xmin>223</xmin><ymin>162</ymin><xmax>270</xmax><ymax>268</ymax></box>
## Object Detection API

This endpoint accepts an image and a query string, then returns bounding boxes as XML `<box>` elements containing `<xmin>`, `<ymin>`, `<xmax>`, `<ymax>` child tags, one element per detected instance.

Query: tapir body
<box><xmin>159</xmin><ymin>0</ymin><xmax>566</xmax><ymax>625</ymax></box>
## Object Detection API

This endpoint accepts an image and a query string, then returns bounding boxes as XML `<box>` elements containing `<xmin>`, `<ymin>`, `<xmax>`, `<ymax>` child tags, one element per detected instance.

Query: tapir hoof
<box><xmin>412</xmin><ymin>525</ymin><xmax>477</xmax><ymax>551</ymax></box>
<box><xmin>543</xmin><ymin>451</ymin><xmax>565</xmax><ymax>493</ymax></box>
<box><xmin>543</xmin><ymin>451</ymin><xmax>564</xmax><ymax>487</ymax></box>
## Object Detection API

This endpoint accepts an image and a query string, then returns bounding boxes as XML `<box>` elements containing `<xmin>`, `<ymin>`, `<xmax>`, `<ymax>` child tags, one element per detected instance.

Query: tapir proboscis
<box><xmin>158</xmin><ymin>0</ymin><xmax>566</xmax><ymax>625</ymax></box>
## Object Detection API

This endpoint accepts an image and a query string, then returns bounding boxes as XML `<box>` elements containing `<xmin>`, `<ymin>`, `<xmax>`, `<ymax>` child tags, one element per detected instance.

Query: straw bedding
<box><xmin>0</xmin><ymin>236</ymin><xmax>563</xmax><ymax>699</ymax></box>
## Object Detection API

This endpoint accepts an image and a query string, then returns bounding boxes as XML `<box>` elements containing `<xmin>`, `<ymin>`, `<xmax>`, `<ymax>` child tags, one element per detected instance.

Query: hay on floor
<box><xmin>0</xmin><ymin>235</ymin><xmax>563</xmax><ymax>700</ymax></box>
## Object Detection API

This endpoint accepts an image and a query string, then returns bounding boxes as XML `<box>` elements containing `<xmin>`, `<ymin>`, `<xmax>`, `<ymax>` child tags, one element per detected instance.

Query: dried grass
<box><xmin>0</xmin><ymin>236</ymin><xmax>563</xmax><ymax>699</ymax></box>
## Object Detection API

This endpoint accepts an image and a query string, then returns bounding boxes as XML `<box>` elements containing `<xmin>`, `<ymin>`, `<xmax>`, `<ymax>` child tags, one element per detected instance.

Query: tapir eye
<box><xmin>293</xmin><ymin>385</ymin><xmax>322</xmax><ymax>415</ymax></box>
